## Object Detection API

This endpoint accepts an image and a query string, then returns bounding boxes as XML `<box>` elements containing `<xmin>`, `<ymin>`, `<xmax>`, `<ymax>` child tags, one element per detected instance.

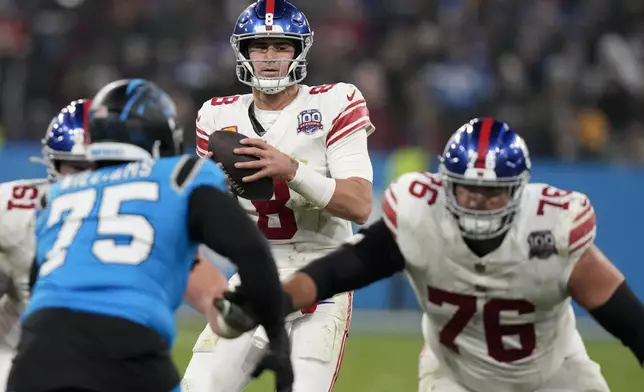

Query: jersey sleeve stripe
<box><xmin>330</xmin><ymin>103</ymin><xmax>367</xmax><ymax>131</ymax></box>
<box><xmin>171</xmin><ymin>156</ymin><xmax>203</xmax><ymax>190</ymax></box>
<box><xmin>196</xmin><ymin>136</ymin><xmax>208</xmax><ymax>156</ymax></box>
<box><xmin>574</xmin><ymin>202</ymin><xmax>593</xmax><ymax>222</ymax></box>
<box><xmin>331</xmin><ymin>100</ymin><xmax>366</xmax><ymax>125</ymax></box>
<box><xmin>326</xmin><ymin>118</ymin><xmax>372</xmax><ymax>147</ymax></box>
<box><xmin>196</xmin><ymin>127</ymin><xmax>209</xmax><ymax>140</ymax></box>
<box><xmin>196</xmin><ymin>145</ymin><xmax>208</xmax><ymax>157</ymax></box>
<box><xmin>570</xmin><ymin>233</ymin><xmax>594</xmax><ymax>255</ymax></box>
<box><xmin>382</xmin><ymin>188</ymin><xmax>398</xmax><ymax>236</ymax></box>
<box><xmin>327</xmin><ymin>102</ymin><xmax>371</xmax><ymax>144</ymax></box>
<box><xmin>387</xmin><ymin>186</ymin><xmax>398</xmax><ymax>204</ymax></box>
<box><xmin>569</xmin><ymin>210</ymin><xmax>596</xmax><ymax>247</ymax></box>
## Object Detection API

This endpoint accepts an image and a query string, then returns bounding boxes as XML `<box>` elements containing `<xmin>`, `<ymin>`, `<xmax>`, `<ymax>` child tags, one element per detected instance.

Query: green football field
<box><xmin>172</xmin><ymin>321</ymin><xmax>643</xmax><ymax>391</ymax></box>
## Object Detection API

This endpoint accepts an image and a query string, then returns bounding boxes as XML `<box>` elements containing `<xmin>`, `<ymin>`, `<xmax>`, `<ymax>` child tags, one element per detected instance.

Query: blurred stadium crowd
<box><xmin>1</xmin><ymin>0</ymin><xmax>643</xmax><ymax>162</ymax></box>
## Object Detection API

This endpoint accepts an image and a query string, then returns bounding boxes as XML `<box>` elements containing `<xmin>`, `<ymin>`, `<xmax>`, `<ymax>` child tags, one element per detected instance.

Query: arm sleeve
<box><xmin>299</xmin><ymin>218</ymin><xmax>405</xmax><ymax>303</ymax></box>
<box><xmin>183</xmin><ymin>157</ymin><xmax>285</xmax><ymax>334</ymax></box>
<box><xmin>589</xmin><ymin>281</ymin><xmax>644</xmax><ymax>365</ymax></box>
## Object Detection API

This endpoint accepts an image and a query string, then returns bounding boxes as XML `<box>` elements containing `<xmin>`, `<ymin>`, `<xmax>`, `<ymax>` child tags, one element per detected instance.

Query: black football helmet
<box><xmin>87</xmin><ymin>78</ymin><xmax>183</xmax><ymax>162</ymax></box>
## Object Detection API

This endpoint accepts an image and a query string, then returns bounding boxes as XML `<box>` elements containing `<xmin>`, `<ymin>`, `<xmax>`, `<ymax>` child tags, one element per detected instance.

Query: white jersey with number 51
<box><xmin>195</xmin><ymin>83</ymin><xmax>375</xmax><ymax>268</ymax></box>
<box><xmin>383</xmin><ymin>172</ymin><xmax>596</xmax><ymax>390</ymax></box>
<box><xmin>0</xmin><ymin>178</ymin><xmax>49</xmax><ymax>348</ymax></box>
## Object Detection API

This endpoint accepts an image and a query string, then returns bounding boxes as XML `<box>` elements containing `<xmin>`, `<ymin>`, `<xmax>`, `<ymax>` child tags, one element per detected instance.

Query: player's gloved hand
<box><xmin>251</xmin><ymin>326</ymin><xmax>294</xmax><ymax>392</ymax></box>
<box><xmin>212</xmin><ymin>291</ymin><xmax>259</xmax><ymax>338</ymax></box>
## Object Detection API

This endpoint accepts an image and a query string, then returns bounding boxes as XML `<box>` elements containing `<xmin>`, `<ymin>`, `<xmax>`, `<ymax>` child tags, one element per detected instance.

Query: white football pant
<box><xmin>181</xmin><ymin>273</ymin><xmax>352</xmax><ymax>392</ymax></box>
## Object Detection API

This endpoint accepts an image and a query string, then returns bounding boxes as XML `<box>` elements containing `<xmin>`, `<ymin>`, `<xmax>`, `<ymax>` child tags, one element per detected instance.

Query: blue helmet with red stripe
<box><xmin>39</xmin><ymin>99</ymin><xmax>92</xmax><ymax>179</ymax></box>
<box><xmin>439</xmin><ymin>118</ymin><xmax>531</xmax><ymax>239</ymax></box>
<box><xmin>231</xmin><ymin>0</ymin><xmax>313</xmax><ymax>94</ymax></box>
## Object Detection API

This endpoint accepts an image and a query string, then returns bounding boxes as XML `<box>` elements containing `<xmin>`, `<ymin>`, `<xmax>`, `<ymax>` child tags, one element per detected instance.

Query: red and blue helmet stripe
<box><xmin>232</xmin><ymin>0</ymin><xmax>312</xmax><ymax>36</ymax></box>
<box><xmin>440</xmin><ymin>117</ymin><xmax>531</xmax><ymax>180</ymax></box>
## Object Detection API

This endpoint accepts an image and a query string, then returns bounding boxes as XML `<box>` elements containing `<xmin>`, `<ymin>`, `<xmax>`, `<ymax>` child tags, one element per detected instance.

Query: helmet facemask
<box><xmin>440</xmin><ymin>164</ymin><xmax>530</xmax><ymax>240</ymax></box>
<box><xmin>231</xmin><ymin>32</ymin><xmax>313</xmax><ymax>94</ymax></box>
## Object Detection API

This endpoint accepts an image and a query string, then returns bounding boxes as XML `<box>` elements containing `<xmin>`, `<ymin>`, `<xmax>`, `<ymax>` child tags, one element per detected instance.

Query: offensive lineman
<box><xmin>226</xmin><ymin>118</ymin><xmax>644</xmax><ymax>391</ymax></box>
<box><xmin>184</xmin><ymin>1</ymin><xmax>375</xmax><ymax>391</ymax></box>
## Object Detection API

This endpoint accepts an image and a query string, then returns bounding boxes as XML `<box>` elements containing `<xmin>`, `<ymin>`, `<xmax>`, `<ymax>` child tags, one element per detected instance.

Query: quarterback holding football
<box><xmin>183</xmin><ymin>1</ymin><xmax>375</xmax><ymax>391</ymax></box>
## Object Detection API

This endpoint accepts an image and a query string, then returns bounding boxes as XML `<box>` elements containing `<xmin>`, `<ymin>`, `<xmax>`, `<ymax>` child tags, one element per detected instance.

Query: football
<box><xmin>207</xmin><ymin>131</ymin><xmax>275</xmax><ymax>201</ymax></box>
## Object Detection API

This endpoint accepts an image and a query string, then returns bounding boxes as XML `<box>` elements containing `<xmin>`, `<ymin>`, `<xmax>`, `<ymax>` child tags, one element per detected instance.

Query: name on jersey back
<box><xmin>59</xmin><ymin>160</ymin><xmax>154</xmax><ymax>191</ymax></box>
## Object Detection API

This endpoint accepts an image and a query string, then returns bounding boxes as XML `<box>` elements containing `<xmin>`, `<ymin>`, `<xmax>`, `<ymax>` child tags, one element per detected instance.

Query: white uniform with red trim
<box><xmin>183</xmin><ymin>83</ymin><xmax>374</xmax><ymax>392</ymax></box>
<box><xmin>0</xmin><ymin>179</ymin><xmax>48</xmax><ymax>390</ymax></box>
<box><xmin>382</xmin><ymin>172</ymin><xmax>609</xmax><ymax>392</ymax></box>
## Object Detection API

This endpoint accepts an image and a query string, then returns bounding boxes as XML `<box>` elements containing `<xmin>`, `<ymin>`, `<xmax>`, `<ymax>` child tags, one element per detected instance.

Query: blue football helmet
<box><xmin>231</xmin><ymin>0</ymin><xmax>313</xmax><ymax>94</ymax></box>
<box><xmin>439</xmin><ymin>118</ymin><xmax>532</xmax><ymax>240</ymax></box>
<box><xmin>38</xmin><ymin>99</ymin><xmax>92</xmax><ymax>179</ymax></box>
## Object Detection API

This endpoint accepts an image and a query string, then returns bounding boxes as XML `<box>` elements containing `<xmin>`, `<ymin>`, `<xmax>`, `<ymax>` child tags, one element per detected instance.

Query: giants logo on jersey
<box><xmin>297</xmin><ymin>109</ymin><xmax>323</xmax><ymax>135</ymax></box>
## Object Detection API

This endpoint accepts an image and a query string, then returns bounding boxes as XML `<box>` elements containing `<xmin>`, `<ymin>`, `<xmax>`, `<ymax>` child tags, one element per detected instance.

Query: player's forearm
<box><xmin>287</xmin><ymin>162</ymin><xmax>372</xmax><ymax>224</ymax></box>
<box><xmin>282</xmin><ymin>272</ymin><xmax>319</xmax><ymax>310</ymax></box>
<box><xmin>187</xmin><ymin>186</ymin><xmax>286</xmax><ymax>333</ymax></box>
<box><xmin>184</xmin><ymin>254</ymin><xmax>228</xmax><ymax>315</ymax></box>
<box><xmin>587</xmin><ymin>281</ymin><xmax>644</xmax><ymax>366</ymax></box>
<box><xmin>324</xmin><ymin>178</ymin><xmax>372</xmax><ymax>224</ymax></box>
<box><xmin>284</xmin><ymin>219</ymin><xmax>405</xmax><ymax>307</ymax></box>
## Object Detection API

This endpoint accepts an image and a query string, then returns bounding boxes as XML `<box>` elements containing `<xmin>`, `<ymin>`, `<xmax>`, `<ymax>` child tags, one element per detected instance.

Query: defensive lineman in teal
<box><xmin>28</xmin><ymin>156</ymin><xmax>226</xmax><ymax>345</ymax></box>
<box><xmin>8</xmin><ymin>79</ymin><xmax>293</xmax><ymax>392</ymax></box>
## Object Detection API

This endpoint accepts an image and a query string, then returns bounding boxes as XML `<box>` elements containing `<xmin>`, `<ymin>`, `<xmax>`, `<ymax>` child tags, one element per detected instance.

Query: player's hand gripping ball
<box><xmin>208</xmin><ymin>131</ymin><xmax>274</xmax><ymax>200</ymax></box>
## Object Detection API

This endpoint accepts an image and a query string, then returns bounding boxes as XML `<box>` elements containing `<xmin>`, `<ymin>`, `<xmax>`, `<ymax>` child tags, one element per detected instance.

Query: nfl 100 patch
<box><xmin>297</xmin><ymin>109</ymin><xmax>323</xmax><ymax>135</ymax></box>
<box><xmin>527</xmin><ymin>230</ymin><xmax>558</xmax><ymax>259</ymax></box>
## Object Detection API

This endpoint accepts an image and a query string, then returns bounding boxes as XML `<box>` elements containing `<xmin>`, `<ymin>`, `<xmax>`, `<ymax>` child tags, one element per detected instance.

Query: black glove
<box><xmin>251</xmin><ymin>326</ymin><xmax>294</xmax><ymax>392</ymax></box>
<box><xmin>212</xmin><ymin>290</ymin><xmax>260</xmax><ymax>334</ymax></box>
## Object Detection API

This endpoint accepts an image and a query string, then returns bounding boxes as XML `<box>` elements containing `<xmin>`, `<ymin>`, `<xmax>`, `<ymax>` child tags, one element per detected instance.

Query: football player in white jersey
<box><xmin>183</xmin><ymin>0</ymin><xmax>374</xmax><ymax>391</ymax></box>
<box><xmin>0</xmin><ymin>99</ymin><xmax>94</xmax><ymax>390</ymax></box>
<box><xmin>224</xmin><ymin>117</ymin><xmax>644</xmax><ymax>391</ymax></box>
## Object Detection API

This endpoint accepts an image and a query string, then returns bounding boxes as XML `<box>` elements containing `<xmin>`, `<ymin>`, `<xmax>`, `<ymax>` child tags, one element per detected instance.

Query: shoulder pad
<box><xmin>195</xmin><ymin>95</ymin><xmax>251</xmax><ymax>156</ymax></box>
<box><xmin>382</xmin><ymin>171</ymin><xmax>444</xmax><ymax>237</ymax></box>
<box><xmin>521</xmin><ymin>184</ymin><xmax>596</xmax><ymax>260</ymax></box>
<box><xmin>304</xmin><ymin>83</ymin><xmax>375</xmax><ymax>147</ymax></box>
<box><xmin>0</xmin><ymin>179</ymin><xmax>47</xmax><ymax>249</ymax></box>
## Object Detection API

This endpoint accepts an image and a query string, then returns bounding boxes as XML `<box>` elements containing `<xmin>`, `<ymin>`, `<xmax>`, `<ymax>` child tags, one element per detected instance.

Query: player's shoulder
<box><xmin>518</xmin><ymin>182</ymin><xmax>595</xmax><ymax>257</ymax></box>
<box><xmin>301</xmin><ymin>82</ymin><xmax>375</xmax><ymax>145</ymax></box>
<box><xmin>156</xmin><ymin>155</ymin><xmax>226</xmax><ymax>194</ymax></box>
<box><xmin>0</xmin><ymin>178</ymin><xmax>49</xmax><ymax>209</ymax></box>
<box><xmin>302</xmin><ymin>82</ymin><xmax>359</xmax><ymax>97</ymax></box>
<box><xmin>0</xmin><ymin>179</ymin><xmax>47</xmax><ymax>244</ymax></box>
<box><xmin>198</xmin><ymin>94</ymin><xmax>252</xmax><ymax>119</ymax></box>
<box><xmin>521</xmin><ymin>182</ymin><xmax>592</xmax><ymax>221</ymax></box>
<box><xmin>196</xmin><ymin>93</ymin><xmax>253</xmax><ymax>134</ymax></box>
<box><xmin>382</xmin><ymin>171</ymin><xmax>444</xmax><ymax>234</ymax></box>
<box><xmin>301</xmin><ymin>82</ymin><xmax>365</xmax><ymax>109</ymax></box>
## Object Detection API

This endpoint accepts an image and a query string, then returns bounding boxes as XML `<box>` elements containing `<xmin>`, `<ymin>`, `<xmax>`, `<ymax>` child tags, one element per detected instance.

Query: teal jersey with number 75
<box><xmin>26</xmin><ymin>156</ymin><xmax>227</xmax><ymax>346</ymax></box>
